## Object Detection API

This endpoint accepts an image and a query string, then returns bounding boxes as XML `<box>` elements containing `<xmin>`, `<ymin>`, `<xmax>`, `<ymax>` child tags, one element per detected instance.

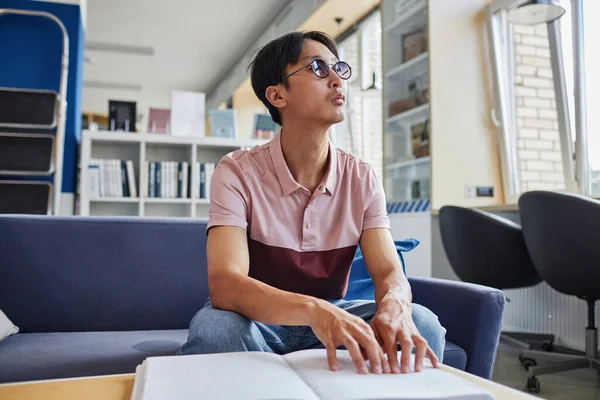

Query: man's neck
<box><xmin>280</xmin><ymin>124</ymin><xmax>330</xmax><ymax>194</ymax></box>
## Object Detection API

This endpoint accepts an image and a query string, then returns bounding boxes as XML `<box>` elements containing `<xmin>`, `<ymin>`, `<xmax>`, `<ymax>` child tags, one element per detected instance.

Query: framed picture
<box><xmin>147</xmin><ymin>108</ymin><xmax>171</xmax><ymax>134</ymax></box>
<box><xmin>402</xmin><ymin>28</ymin><xmax>427</xmax><ymax>63</ymax></box>
<box><xmin>108</xmin><ymin>100</ymin><xmax>137</xmax><ymax>132</ymax></box>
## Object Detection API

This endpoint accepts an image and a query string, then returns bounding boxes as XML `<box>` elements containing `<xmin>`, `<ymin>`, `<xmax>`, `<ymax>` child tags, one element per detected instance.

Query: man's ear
<box><xmin>265</xmin><ymin>85</ymin><xmax>287</xmax><ymax>110</ymax></box>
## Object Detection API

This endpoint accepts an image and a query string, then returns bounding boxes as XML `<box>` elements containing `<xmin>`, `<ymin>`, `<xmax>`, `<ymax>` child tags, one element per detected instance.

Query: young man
<box><xmin>178</xmin><ymin>31</ymin><xmax>446</xmax><ymax>375</ymax></box>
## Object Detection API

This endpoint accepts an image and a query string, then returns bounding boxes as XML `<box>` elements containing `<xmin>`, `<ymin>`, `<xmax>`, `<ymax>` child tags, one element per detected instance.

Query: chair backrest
<box><xmin>439</xmin><ymin>206</ymin><xmax>540</xmax><ymax>289</ymax></box>
<box><xmin>519</xmin><ymin>191</ymin><xmax>600</xmax><ymax>300</ymax></box>
<box><xmin>0</xmin><ymin>215</ymin><xmax>209</xmax><ymax>333</ymax></box>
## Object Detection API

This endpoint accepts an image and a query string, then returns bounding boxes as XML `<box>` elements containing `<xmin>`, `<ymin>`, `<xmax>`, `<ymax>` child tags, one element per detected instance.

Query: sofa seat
<box><xmin>0</xmin><ymin>327</ymin><xmax>467</xmax><ymax>384</ymax></box>
<box><xmin>442</xmin><ymin>341</ymin><xmax>468</xmax><ymax>371</ymax></box>
<box><xmin>0</xmin><ymin>330</ymin><xmax>188</xmax><ymax>384</ymax></box>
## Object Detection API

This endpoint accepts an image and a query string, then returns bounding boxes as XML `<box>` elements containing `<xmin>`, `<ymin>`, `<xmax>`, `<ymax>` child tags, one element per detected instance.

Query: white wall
<box><xmin>232</xmin><ymin>79</ymin><xmax>268</xmax><ymax>140</ymax></box>
<box><xmin>429</xmin><ymin>0</ymin><xmax>504</xmax><ymax>209</ymax></box>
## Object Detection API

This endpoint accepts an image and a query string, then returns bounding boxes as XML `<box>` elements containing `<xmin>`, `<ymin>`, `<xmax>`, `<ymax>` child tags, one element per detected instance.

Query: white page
<box><xmin>134</xmin><ymin>352</ymin><xmax>320</xmax><ymax>400</ymax></box>
<box><xmin>283</xmin><ymin>349</ymin><xmax>495</xmax><ymax>400</ymax></box>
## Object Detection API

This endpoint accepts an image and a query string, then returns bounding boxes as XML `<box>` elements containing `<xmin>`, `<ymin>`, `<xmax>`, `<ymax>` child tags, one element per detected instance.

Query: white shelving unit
<box><xmin>383</xmin><ymin>0</ymin><xmax>430</xmax><ymax>203</ymax></box>
<box><xmin>79</xmin><ymin>130</ymin><xmax>265</xmax><ymax>218</ymax></box>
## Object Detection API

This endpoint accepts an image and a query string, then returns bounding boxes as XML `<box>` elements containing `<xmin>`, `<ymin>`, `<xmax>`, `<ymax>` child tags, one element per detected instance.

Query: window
<box><xmin>486</xmin><ymin>0</ymin><xmax>599</xmax><ymax>200</ymax></box>
<box><xmin>331</xmin><ymin>9</ymin><xmax>383</xmax><ymax>179</ymax></box>
<box><xmin>582</xmin><ymin>0</ymin><xmax>600</xmax><ymax>195</ymax></box>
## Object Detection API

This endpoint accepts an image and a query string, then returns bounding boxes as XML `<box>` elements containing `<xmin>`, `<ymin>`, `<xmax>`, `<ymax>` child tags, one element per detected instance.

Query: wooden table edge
<box><xmin>0</xmin><ymin>365</ymin><xmax>539</xmax><ymax>400</ymax></box>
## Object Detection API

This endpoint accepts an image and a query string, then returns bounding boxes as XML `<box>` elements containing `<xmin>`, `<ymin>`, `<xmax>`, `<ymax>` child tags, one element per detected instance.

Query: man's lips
<box><xmin>331</xmin><ymin>93</ymin><xmax>345</xmax><ymax>104</ymax></box>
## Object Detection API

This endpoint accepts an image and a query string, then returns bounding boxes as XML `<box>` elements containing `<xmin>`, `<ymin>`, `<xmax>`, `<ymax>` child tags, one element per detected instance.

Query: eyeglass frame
<box><xmin>279</xmin><ymin>59</ymin><xmax>352</xmax><ymax>83</ymax></box>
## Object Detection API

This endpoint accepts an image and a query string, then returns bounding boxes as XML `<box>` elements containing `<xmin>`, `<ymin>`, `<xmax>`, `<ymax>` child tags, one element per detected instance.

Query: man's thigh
<box><xmin>335</xmin><ymin>299</ymin><xmax>379</xmax><ymax>321</ymax></box>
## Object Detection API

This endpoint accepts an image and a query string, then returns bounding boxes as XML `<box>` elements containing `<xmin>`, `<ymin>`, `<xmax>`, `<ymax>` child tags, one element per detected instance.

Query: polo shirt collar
<box><xmin>271</xmin><ymin>131</ymin><xmax>337</xmax><ymax>196</ymax></box>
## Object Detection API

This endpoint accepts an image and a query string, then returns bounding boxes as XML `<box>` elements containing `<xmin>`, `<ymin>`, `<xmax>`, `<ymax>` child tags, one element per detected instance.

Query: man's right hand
<box><xmin>309</xmin><ymin>300</ymin><xmax>390</xmax><ymax>375</ymax></box>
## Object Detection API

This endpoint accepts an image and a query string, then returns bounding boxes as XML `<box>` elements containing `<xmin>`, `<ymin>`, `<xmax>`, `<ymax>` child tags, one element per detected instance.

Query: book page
<box><xmin>136</xmin><ymin>352</ymin><xmax>320</xmax><ymax>400</ymax></box>
<box><xmin>283</xmin><ymin>349</ymin><xmax>495</xmax><ymax>400</ymax></box>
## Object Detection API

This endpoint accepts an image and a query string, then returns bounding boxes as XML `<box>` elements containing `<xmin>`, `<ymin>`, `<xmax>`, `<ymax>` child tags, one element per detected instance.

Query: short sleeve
<box><xmin>363</xmin><ymin>167</ymin><xmax>390</xmax><ymax>231</ymax></box>
<box><xmin>207</xmin><ymin>156</ymin><xmax>249</xmax><ymax>233</ymax></box>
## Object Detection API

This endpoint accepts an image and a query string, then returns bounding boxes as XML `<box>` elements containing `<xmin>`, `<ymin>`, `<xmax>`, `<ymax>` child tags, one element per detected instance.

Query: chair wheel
<box><xmin>526</xmin><ymin>377</ymin><xmax>540</xmax><ymax>393</ymax></box>
<box><xmin>518</xmin><ymin>355</ymin><xmax>537</xmax><ymax>371</ymax></box>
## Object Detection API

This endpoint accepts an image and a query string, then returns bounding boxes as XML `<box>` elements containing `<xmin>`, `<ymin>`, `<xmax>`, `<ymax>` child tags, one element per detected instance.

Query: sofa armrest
<box><xmin>407</xmin><ymin>276</ymin><xmax>506</xmax><ymax>379</ymax></box>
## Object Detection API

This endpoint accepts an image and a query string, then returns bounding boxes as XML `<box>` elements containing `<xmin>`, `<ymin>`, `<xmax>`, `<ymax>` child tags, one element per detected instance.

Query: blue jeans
<box><xmin>178</xmin><ymin>299</ymin><xmax>447</xmax><ymax>362</ymax></box>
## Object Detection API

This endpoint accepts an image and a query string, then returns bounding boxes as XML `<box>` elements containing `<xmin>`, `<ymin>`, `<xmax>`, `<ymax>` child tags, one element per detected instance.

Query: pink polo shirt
<box><xmin>207</xmin><ymin>132</ymin><xmax>390</xmax><ymax>299</ymax></box>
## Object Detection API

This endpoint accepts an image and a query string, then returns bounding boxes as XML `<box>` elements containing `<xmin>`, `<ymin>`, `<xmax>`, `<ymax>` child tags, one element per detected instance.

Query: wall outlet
<box><xmin>464</xmin><ymin>186</ymin><xmax>476</xmax><ymax>199</ymax></box>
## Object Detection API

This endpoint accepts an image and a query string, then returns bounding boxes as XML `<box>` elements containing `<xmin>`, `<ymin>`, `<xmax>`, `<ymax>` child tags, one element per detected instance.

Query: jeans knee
<box><xmin>178</xmin><ymin>306</ymin><xmax>267</xmax><ymax>355</ymax></box>
<box><xmin>411</xmin><ymin>303</ymin><xmax>446</xmax><ymax>361</ymax></box>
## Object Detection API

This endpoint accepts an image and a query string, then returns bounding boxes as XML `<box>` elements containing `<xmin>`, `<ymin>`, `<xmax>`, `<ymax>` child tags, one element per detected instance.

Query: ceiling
<box><xmin>82</xmin><ymin>0</ymin><xmax>291</xmax><ymax>117</ymax></box>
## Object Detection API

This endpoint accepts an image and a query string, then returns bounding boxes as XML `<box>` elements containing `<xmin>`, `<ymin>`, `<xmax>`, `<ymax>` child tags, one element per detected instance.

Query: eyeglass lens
<box><xmin>311</xmin><ymin>60</ymin><xmax>351</xmax><ymax>80</ymax></box>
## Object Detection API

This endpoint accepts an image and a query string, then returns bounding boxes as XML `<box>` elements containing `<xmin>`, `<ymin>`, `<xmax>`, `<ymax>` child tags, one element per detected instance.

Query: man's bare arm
<box><xmin>207</xmin><ymin>225</ymin><xmax>318</xmax><ymax>326</ymax></box>
<box><xmin>207</xmin><ymin>225</ymin><xmax>387</xmax><ymax>374</ymax></box>
<box><xmin>360</xmin><ymin>228</ymin><xmax>439</xmax><ymax>373</ymax></box>
<box><xmin>359</xmin><ymin>228</ymin><xmax>411</xmax><ymax>306</ymax></box>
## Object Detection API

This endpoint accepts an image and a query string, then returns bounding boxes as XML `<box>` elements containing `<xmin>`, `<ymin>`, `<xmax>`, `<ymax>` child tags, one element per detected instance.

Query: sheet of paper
<box><xmin>283</xmin><ymin>349</ymin><xmax>496</xmax><ymax>400</ymax></box>
<box><xmin>135</xmin><ymin>352</ymin><xmax>320</xmax><ymax>400</ymax></box>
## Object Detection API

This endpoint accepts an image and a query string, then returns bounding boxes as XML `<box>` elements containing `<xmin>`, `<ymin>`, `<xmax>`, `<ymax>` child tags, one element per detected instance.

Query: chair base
<box><xmin>523</xmin><ymin>327</ymin><xmax>600</xmax><ymax>393</ymax></box>
<box><xmin>500</xmin><ymin>331</ymin><xmax>555</xmax><ymax>351</ymax></box>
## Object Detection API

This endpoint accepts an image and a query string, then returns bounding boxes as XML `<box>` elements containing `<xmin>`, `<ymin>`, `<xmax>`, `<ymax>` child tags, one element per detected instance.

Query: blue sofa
<box><xmin>0</xmin><ymin>215</ymin><xmax>505</xmax><ymax>383</ymax></box>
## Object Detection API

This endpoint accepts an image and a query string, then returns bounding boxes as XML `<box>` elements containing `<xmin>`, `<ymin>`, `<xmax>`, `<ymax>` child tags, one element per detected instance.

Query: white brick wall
<box><xmin>514</xmin><ymin>24</ymin><xmax>565</xmax><ymax>191</ymax></box>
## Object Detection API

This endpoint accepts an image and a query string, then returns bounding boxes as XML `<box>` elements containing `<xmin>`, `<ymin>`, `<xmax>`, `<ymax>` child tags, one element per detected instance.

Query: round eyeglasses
<box><xmin>281</xmin><ymin>59</ymin><xmax>352</xmax><ymax>82</ymax></box>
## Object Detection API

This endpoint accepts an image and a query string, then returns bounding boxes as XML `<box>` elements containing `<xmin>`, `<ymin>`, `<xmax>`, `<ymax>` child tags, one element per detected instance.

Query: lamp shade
<box><xmin>507</xmin><ymin>0</ymin><xmax>566</xmax><ymax>25</ymax></box>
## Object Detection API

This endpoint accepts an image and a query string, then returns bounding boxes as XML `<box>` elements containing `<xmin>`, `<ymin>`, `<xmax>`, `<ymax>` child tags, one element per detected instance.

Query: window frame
<box><xmin>485</xmin><ymin>0</ymin><xmax>581</xmax><ymax>201</ymax></box>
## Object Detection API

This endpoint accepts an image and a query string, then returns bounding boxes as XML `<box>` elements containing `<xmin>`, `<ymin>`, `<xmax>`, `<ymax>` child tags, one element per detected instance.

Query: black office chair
<box><xmin>439</xmin><ymin>206</ymin><xmax>555</xmax><ymax>353</ymax></box>
<box><xmin>519</xmin><ymin>191</ymin><xmax>600</xmax><ymax>393</ymax></box>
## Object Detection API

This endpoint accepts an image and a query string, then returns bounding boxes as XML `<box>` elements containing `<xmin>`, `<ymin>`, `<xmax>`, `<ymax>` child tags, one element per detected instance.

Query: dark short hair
<box><xmin>249</xmin><ymin>31</ymin><xmax>339</xmax><ymax>126</ymax></box>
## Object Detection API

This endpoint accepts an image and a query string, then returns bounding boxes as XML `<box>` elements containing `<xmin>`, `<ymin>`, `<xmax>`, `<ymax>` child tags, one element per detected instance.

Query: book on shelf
<box><xmin>142</xmin><ymin>161</ymin><xmax>214</xmax><ymax>200</ymax></box>
<box><xmin>88</xmin><ymin>159</ymin><xmax>137</xmax><ymax>199</ymax></box>
<box><xmin>194</xmin><ymin>162</ymin><xmax>215</xmax><ymax>200</ymax></box>
<box><xmin>129</xmin><ymin>349</ymin><xmax>495</xmax><ymax>400</ymax></box>
<box><xmin>145</xmin><ymin>161</ymin><xmax>189</xmax><ymax>199</ymax></box>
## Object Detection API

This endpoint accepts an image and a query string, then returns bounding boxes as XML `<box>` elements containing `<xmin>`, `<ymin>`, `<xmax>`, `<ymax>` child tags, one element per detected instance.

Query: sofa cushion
<box><xmin>0</xmin><ymin>309</ymin><xmax>18</xmax><ymax>342</ymax></box>
<box><xmin>443</xmin><ymin>341</ymin><xmax>468</xmax><ymax>371</ymax></box>
<box><xmin>0</xmin><ymin>330</ymin><xmax>188</xmax><ymax>384</ymax></box>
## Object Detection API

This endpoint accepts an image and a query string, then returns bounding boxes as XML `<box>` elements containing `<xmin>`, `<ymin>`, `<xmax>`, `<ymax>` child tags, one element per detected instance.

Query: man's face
<box><xmin>279</xmin><ymin>40</ymin><xmax>346</xmax><ymax>126</ymax></box>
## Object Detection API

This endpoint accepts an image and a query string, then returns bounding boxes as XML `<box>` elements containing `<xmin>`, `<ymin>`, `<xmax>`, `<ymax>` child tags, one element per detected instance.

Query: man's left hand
<box><xmin>369</xmin><ymin>297</ymin><xmax>440</xmax><ymax>374</ymax></box>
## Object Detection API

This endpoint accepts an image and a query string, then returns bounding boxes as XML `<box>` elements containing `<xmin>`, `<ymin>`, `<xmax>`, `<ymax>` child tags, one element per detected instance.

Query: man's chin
<box><xmin>330</xmin><ymin>111</ymin><xmax>345</xmax><ymax>124</ymax></box>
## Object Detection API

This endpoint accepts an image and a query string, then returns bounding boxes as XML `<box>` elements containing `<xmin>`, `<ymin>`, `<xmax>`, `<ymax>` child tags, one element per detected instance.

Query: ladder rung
<box><xmin>0</xmin><ymin>181</ymin><xmax>52</xmax><ymax>214</ymax></box>
<box><xmin>0</xmin><ymin>133</ymin><xmax>55</xmax><ymax>175</ymax></box>
<box><xmin>0</xmin><ymin>88</ymin><xmax>58</xmax><ymax>129</ymax></box>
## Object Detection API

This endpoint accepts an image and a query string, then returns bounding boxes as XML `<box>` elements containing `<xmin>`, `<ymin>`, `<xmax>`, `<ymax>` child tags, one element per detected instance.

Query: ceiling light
<box><xmin>84</xmin><ymin>81</ymin><xmax>142</xmax><ymax>91</ymax></box>
<box><xmin>507</xmin><ymin>0</ymin><xmax>566</xmax><ymax>25</ymax></box>
<box><xmin>85</xmin><ymin>41</ymin><xmax>154</xmax><ymax>56</ymax></box>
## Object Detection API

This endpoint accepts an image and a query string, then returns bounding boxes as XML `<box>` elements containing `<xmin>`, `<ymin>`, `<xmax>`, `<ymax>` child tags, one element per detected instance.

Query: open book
<box><xmin>130</xmin><ymin>349</ymin><xmax>495</xmax><ymax>400</ymax></box>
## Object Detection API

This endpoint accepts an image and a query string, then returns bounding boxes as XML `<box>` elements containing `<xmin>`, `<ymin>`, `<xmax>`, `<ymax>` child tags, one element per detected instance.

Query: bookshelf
<box><xmin>79</xmin><ymin>130</ymin><xmax>265</xmax><ymax>218</ymax></box>
<box><xmin>382</xmin><ymin>0</ymin><xmax>430</xmax><ymax>204</ymax></box>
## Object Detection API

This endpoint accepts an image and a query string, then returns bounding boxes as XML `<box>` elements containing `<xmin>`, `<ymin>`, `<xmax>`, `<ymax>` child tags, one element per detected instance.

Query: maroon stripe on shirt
<box><xmin>248</xmin><ymin>237</ymin><xmax>357</xmax><ymax>299</ymax></box>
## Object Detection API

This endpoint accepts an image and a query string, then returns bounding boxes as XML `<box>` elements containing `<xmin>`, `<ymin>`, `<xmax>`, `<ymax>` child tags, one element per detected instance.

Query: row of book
<box><xmin>144</xmin><ymin>161</ymin><xmax>215</xmax><ymax>199</ymax></box>
<box><xmin>88</xmin><ymin>159</ymin><xmax>138</xmax><ymax>198</ymax></box>
<box><xmin>87</xmin><ymin>159</ymin><xmax>216</xmax><ymax>200</ymax></box>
